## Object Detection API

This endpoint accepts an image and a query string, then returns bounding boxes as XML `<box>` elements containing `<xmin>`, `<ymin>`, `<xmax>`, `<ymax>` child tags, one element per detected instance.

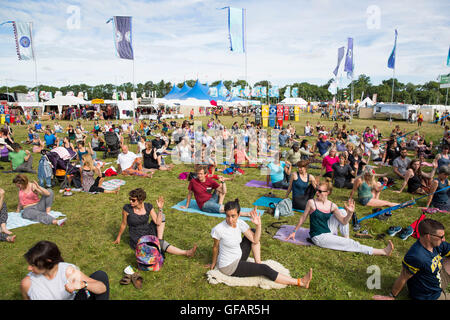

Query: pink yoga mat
<box><xmin>273</xmin><ymin>225</ymin><xmax>313</xmax><ymax>246</ymax></box>
<box><xmin>245</xmin><ymin>180</ymin><xmax>285</xmax><ymax>190</ymax></box>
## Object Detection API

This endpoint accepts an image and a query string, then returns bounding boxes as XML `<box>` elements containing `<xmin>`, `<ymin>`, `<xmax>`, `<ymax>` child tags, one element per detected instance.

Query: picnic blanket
<box><xmin>6</xmin><ymin>211</ymin><xmax>66</xmax><ymax>230</ymax></box>
<box><xmin>172</xmin><ymin>199</ymin><xmax>264</xmax><ymax>221</ymax></box>
<box><xmin>245</xmin><ymin>180</ymin><xmax>285</xmax><ymax>190</ymax></box>
<box><xmin>272</xmin><ymin>225</ymin><xmax>313</xmax><ymax>246</ymax></box>
<box><xmin>206</xmin><ymin>258</ymin><xmax>290</xmax><ymax>289</ymax></box>
<box><xmin>101</xmin><ymin>179</ymin><xmax>126</xmax><ymax>191</ymax></box>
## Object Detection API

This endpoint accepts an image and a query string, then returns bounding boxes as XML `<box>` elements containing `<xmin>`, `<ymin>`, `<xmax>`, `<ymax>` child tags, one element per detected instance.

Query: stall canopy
<box><xmin>279</xmin><ymin>97</ymin><xmax>307</xmax><ymax>105</ymax></box>
<box><xmin>43</xmin><ymin>95</ymin><xmax>88</xmax><ymax>114</ymax></box>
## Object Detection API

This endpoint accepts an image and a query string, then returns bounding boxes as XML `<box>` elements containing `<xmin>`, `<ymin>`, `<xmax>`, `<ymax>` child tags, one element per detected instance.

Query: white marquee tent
<box><xmin>43</xmin><ymin>95</ymin><xmax>89</xmax><ymax>114</ymax></box>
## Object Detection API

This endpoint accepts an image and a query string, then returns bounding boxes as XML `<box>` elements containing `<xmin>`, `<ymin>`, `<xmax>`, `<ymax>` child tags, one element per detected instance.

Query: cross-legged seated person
<box><xmin>117</xmin><ymin>145</ymin><xmax>153</xmax><ymax>178</ymax></box>
<box><xmin>181</xmin><ymin>165</ymin><xmax>236</xmax><ymax>214</ymax></box>
<box><xmin>9</xmin><ymin>143</ymin><xmax>35</xmax><ymax>173</ymax></box>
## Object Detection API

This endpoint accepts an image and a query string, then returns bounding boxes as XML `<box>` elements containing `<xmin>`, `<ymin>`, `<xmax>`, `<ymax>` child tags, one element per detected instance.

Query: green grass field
<box><xmin>0</xmin><ymin>113</ymin><xmax>448</xmax><ymax>300</ymax></box>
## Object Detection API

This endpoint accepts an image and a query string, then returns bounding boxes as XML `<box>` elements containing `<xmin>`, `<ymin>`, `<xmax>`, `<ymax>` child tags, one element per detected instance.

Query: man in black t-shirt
<box><xmin>374</xmin><ymin>219</ymin><xmax>450</xmax><ymax>300</ymax></box>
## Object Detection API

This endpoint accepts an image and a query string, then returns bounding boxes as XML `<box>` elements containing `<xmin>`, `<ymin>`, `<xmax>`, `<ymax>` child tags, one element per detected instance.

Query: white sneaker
<box><xmin>57</xmin><ymin>218</ymin><xmax>67</xmax><ymax>226</ymax></box>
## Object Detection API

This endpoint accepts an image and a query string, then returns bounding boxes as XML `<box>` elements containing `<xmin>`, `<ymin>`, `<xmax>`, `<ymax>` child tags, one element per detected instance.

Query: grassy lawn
<box><xmin>0</xmin><ymin>112</ymin><xmax>448</xmax><ymax>300</ymax></box>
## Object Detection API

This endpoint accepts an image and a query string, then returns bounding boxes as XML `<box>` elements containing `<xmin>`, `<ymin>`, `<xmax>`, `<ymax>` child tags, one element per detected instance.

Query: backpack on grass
<box><xmin>136</xmin><ymin>235</ymin><xmax>165</xmax><ymax>271</ymax></box>
<box><xmin>272</xmin><ymin>198</ymin><xmax>294</xmax><ymax>219</ymax></box>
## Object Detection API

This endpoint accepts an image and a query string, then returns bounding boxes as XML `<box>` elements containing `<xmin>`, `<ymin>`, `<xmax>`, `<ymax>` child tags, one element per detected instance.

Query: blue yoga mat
<box><xmin>252</xmin><ymin>197</ymin><xmax>304</xmax><ymax>213</ymax></box>
<box><xmin>6</xmin><ymin>211</ymin><xmax>66</xmax><ymax>230</ymax></box>
<box><xmin>172</xmin><ymin>199</ymin><xmax>264</xmax><ymax>221</ymax></box>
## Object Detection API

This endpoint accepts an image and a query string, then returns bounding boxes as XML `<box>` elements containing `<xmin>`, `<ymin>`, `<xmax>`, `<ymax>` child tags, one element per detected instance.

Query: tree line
<box><xmin>0</xmin><ymin>74</ymin><xmax>448</xmax><ymax>105</ymax></box>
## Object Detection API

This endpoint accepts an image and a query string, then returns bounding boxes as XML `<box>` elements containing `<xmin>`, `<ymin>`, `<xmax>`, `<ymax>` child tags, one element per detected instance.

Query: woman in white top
<box><xmin>207</xmin><ymin>199</ymin><xmax>312</xmax><ymax>288</ymax></box>
<box><xmin>174</xmin><ymin>136</ymin><xmax>192</xmax><ymax>164</ymax></box>
<box><xmin>20</xmin><ymin>241</ymin><xmax>109</xmax><ymax>300</ymax></box>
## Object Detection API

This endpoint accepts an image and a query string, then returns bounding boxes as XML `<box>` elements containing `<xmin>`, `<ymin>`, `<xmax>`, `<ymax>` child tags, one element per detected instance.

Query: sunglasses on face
<box><xmin>129</xmin><ymin>198</ymin><xmax>138</xmax><ymax>202</ymax></box>
<box><xmin>428</xmin><ymin>233</ymin><xmax>445</xmax><ymax>240</ymax></box>
<box><xmin>317</xmin><ymin>189</ymin><xmax>328</xmax><ymax>194</ymax></box>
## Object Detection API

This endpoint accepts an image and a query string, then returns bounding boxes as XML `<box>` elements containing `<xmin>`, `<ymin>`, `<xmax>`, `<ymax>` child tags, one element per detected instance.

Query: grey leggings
<box><xmin>0</xmin><ymin>202</ymin><xmax>8</xmax><ymax>242</ymax></box>
<box><xmin>22</xmin><ymin>189</ymin><xmax>54</xmax><ymax>225</ymax></box>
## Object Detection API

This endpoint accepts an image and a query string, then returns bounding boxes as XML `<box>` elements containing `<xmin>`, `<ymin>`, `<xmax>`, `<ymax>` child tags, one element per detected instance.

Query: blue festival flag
<box><xmin>0</xmin><ymin>21</ymin><xmax>34</xmax><ymax>60</ymax></box>
<box><xmin>107</xmin><ymin>16</ymin><xmax>134</xmax><ymax>60</ymax></box>
<box><xmin>344</xmin><ymin>38</ymin><xmax>354</xmax><ymax>78</ymax></box>
<box><xmin>284</xmin><ymin>86</ymin><xmax>291</xmax><ymax>98</ymax></box>
<box><xmin>291</xmin><ymin>87</ymin><xmax>298</xmax><ymax>98</ymax></box>
<box><xmin>222</xmin><ymin>7</ymin><xmax>245</xmax><ymax>53</ymax></box>
<box><xmin>388</xmin><ymin>29</ymin><xmax>398</xmax><ymax>69</ymax></box>
<box><xmin>333</xmin><ymin>47</ymin><xmax>345</xmax><ymax>77</ymax></box>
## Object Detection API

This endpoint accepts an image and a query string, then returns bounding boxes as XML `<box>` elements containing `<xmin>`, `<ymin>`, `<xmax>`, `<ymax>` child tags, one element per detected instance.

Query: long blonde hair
<box><xmin>82</xmin><ymin>154</ymin><xmax>95</xmax><ymax>172</ymax></box>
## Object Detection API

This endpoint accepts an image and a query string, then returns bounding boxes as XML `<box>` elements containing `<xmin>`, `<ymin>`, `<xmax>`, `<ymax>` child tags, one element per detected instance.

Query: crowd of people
<box><xmin>0</xmin><ymin>109</ymin><xmax>449</xmax><ymax>301</ymax></box>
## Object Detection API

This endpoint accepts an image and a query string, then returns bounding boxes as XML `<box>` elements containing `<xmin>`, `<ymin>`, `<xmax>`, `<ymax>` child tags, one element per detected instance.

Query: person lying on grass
<box><xmin>113</xmin><ymin>188</ymin><xmax>197</xmax><ymax>257</ymax></box>
<box><xmin>20</xmin><ymin>240</ymin><xmax>109</xmax><ymax>300</ymax></box>
<box><xmin>207</xmin><ymin>199</ymin><xmax>312</xmax><ymax>288</ymax></box>
<box><xmin>287</xmin><ymin>178</ymin><xmax>394</xmax><ymax>256</ymax></box>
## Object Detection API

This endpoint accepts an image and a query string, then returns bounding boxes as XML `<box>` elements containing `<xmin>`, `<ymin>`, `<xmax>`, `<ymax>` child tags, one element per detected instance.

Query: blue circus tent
<box><xmin>166</xmin><ymin>82</ymin><xmax>192</xmax><ymax>99</ymax></box>
<box><xmin>177</xmin><ymin>80</ymin><xmax>214</xmax><ymax>101</ymax></box>
<box><xmin>163</xmin><ymin>84</ymin><xmax>181</xmax><ymax>99</ymax></box>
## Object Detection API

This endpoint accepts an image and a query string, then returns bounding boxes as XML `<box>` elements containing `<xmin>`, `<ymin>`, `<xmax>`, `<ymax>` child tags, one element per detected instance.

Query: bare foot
<box><xmin>300</xmin><ymin>268</ymin><xmax>313</xmax><ymax>289</ymax></box>
<box><xmin>2</xmin><ymin>229</ymin><xmax>12</xmax><ymax>235</ymax></box>
<box><xmin>6</xmin><ymin>235</ymin><xmax>16</xmax><ymax>243</ymax></box>
<box><xmin>186</xmin><ymin>244</ymin><xmax>197</xmax><ymax>258</ymax></box>
<box><xmin>384</xmin><ymin>240</ymin><xmax>394</xmax><ymax>256</ymax></box>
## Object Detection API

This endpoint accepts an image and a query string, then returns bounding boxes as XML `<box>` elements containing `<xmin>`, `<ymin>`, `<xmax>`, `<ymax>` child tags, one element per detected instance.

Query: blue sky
<box><xmin>0</xmin><ymin>0</ymin><xmax>449</xmax><ymax>89</ymax></box>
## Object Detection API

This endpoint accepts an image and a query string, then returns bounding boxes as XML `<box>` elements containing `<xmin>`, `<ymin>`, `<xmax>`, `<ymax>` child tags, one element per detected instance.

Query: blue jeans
<box><xmin>201</xmin><ymin>192</ymin><xmax>221</xmax><ymax>213</ymax></box>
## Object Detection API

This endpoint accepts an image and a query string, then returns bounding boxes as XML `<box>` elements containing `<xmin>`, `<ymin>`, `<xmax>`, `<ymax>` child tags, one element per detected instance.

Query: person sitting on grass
<box><xmin>395</xmin><ymin>159</ymin><xmax>437</xmax><ymax>195</ymax></box>
<box><xmin>0</xmin><ymin>188</ymin><xmax>15</xmax><ymax>243</ymax></box>
<box><xmin>20</xmin><ymin>240</ymin><xmax>109</xmax><ymax>300</ymax></box>
<box><xmin>142</xmin><ymin>141</ymin><xmax>174</xmax><ymax>172</ymax></box>
<box><xmin>43</xmin><ymin>129</ymin><xmax>58</xmax><ymax>149</ymax></box>
<box><xmin>13</xmin><ymin>174</ymin><xmax>66</xmax><ymax>226</ymax></box>
<box><xmin>287</xmin><ymin>178</ymin><xmax>395</xmax><ymax>256</ymax></box>
<box><xmin>332</xmin><ymin>153</ymin><xmax>355</xmax><ymax>189</ymax></box>
<box><xmin>80</xmin><ymin>154</ymin><xmax>119</xmax><ymax>194</ymax></box>
<box><xmin>266</xmin><ymin>152</ymin><xmax>291</xmax><ymax>189</ymax></box>
<box><xmin>285</xmin><ymin>160</ymin><xmax>317</xmax><ymax>211</ymax></box>
<box><xmin>350</xmin><ymin>166</ymin><xmax>399</xmax><ymax>207</ymax></box>
<box><xmin>373</xmin><ymin>219</ymin><xmax>449</xmax><ymax>300</ymax></box>
<box><xmin>9</xmin><ymin>143</ymin><xmax>35</xmax><ymax>174</ymax></box>
<box><xmin>113</xmin><ymin>188</ymin><xmax>197</xmax><ymax>256</ymax></box>
<box><xmin>207</xmin><ymin>199</ymin><xmax>313</xmax><ymax>288</ymax></box>
<box><xmin>117</xmin><ymin>145</ymin><xmax>153</xmax><ymax>178</ymax></box>
<box><xmin>425</xmin><ymin>165</ymin><xmax>450</xmax><ymax>212</ymax></box>
<box><xmin>180</xmin><ymin>165</ymin><xmax>236</xmax><ymax>214</ymax></box>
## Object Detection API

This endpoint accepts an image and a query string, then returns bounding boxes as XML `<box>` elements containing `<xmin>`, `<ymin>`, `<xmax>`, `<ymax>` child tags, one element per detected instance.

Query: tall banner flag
<box><xmin>388</xmin><ymin>29</ymin><xmax>398</xmax><ymax>69</ymax></box>
<box><xmin>344</xmin><ymin>38</ymin><xmax>354</xmax><ymax>78</ymax></box>
<box><xmin>285</xmin><ymin>86</ymin><xmax>291</xmax><ymax>98</ymax></box>
<box><xmin>333</xmin><ymin>47</ymin><xmax>345</xmax><ymax>76</ymax></box>
<box><xmin>223</xmin><ymin>7</ymin><xmax>245</xmax><ymax>53</ymax></box>
<box><xmin>291</xmin><ymin>87</ymin><xmax>298</xmax><ymax>98</ymax></box>
<box><xmin>447</xmin><ymin>45</ymin><xmax>450</xmax><ymax>67</ymax></box>
<box><xmin>0</xmin><ymin>21</ymin><xmax>35</xmax><ymax>60</ymax></box>
<box><xmin>328</xmin><ymin>79</ymin><xmax>338</xmax><ymax>95</ymax></box>
<box><xmin>106</xmin><ymin>16</ymin><xmax>134</xmax><ymax>60</ymax></box>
